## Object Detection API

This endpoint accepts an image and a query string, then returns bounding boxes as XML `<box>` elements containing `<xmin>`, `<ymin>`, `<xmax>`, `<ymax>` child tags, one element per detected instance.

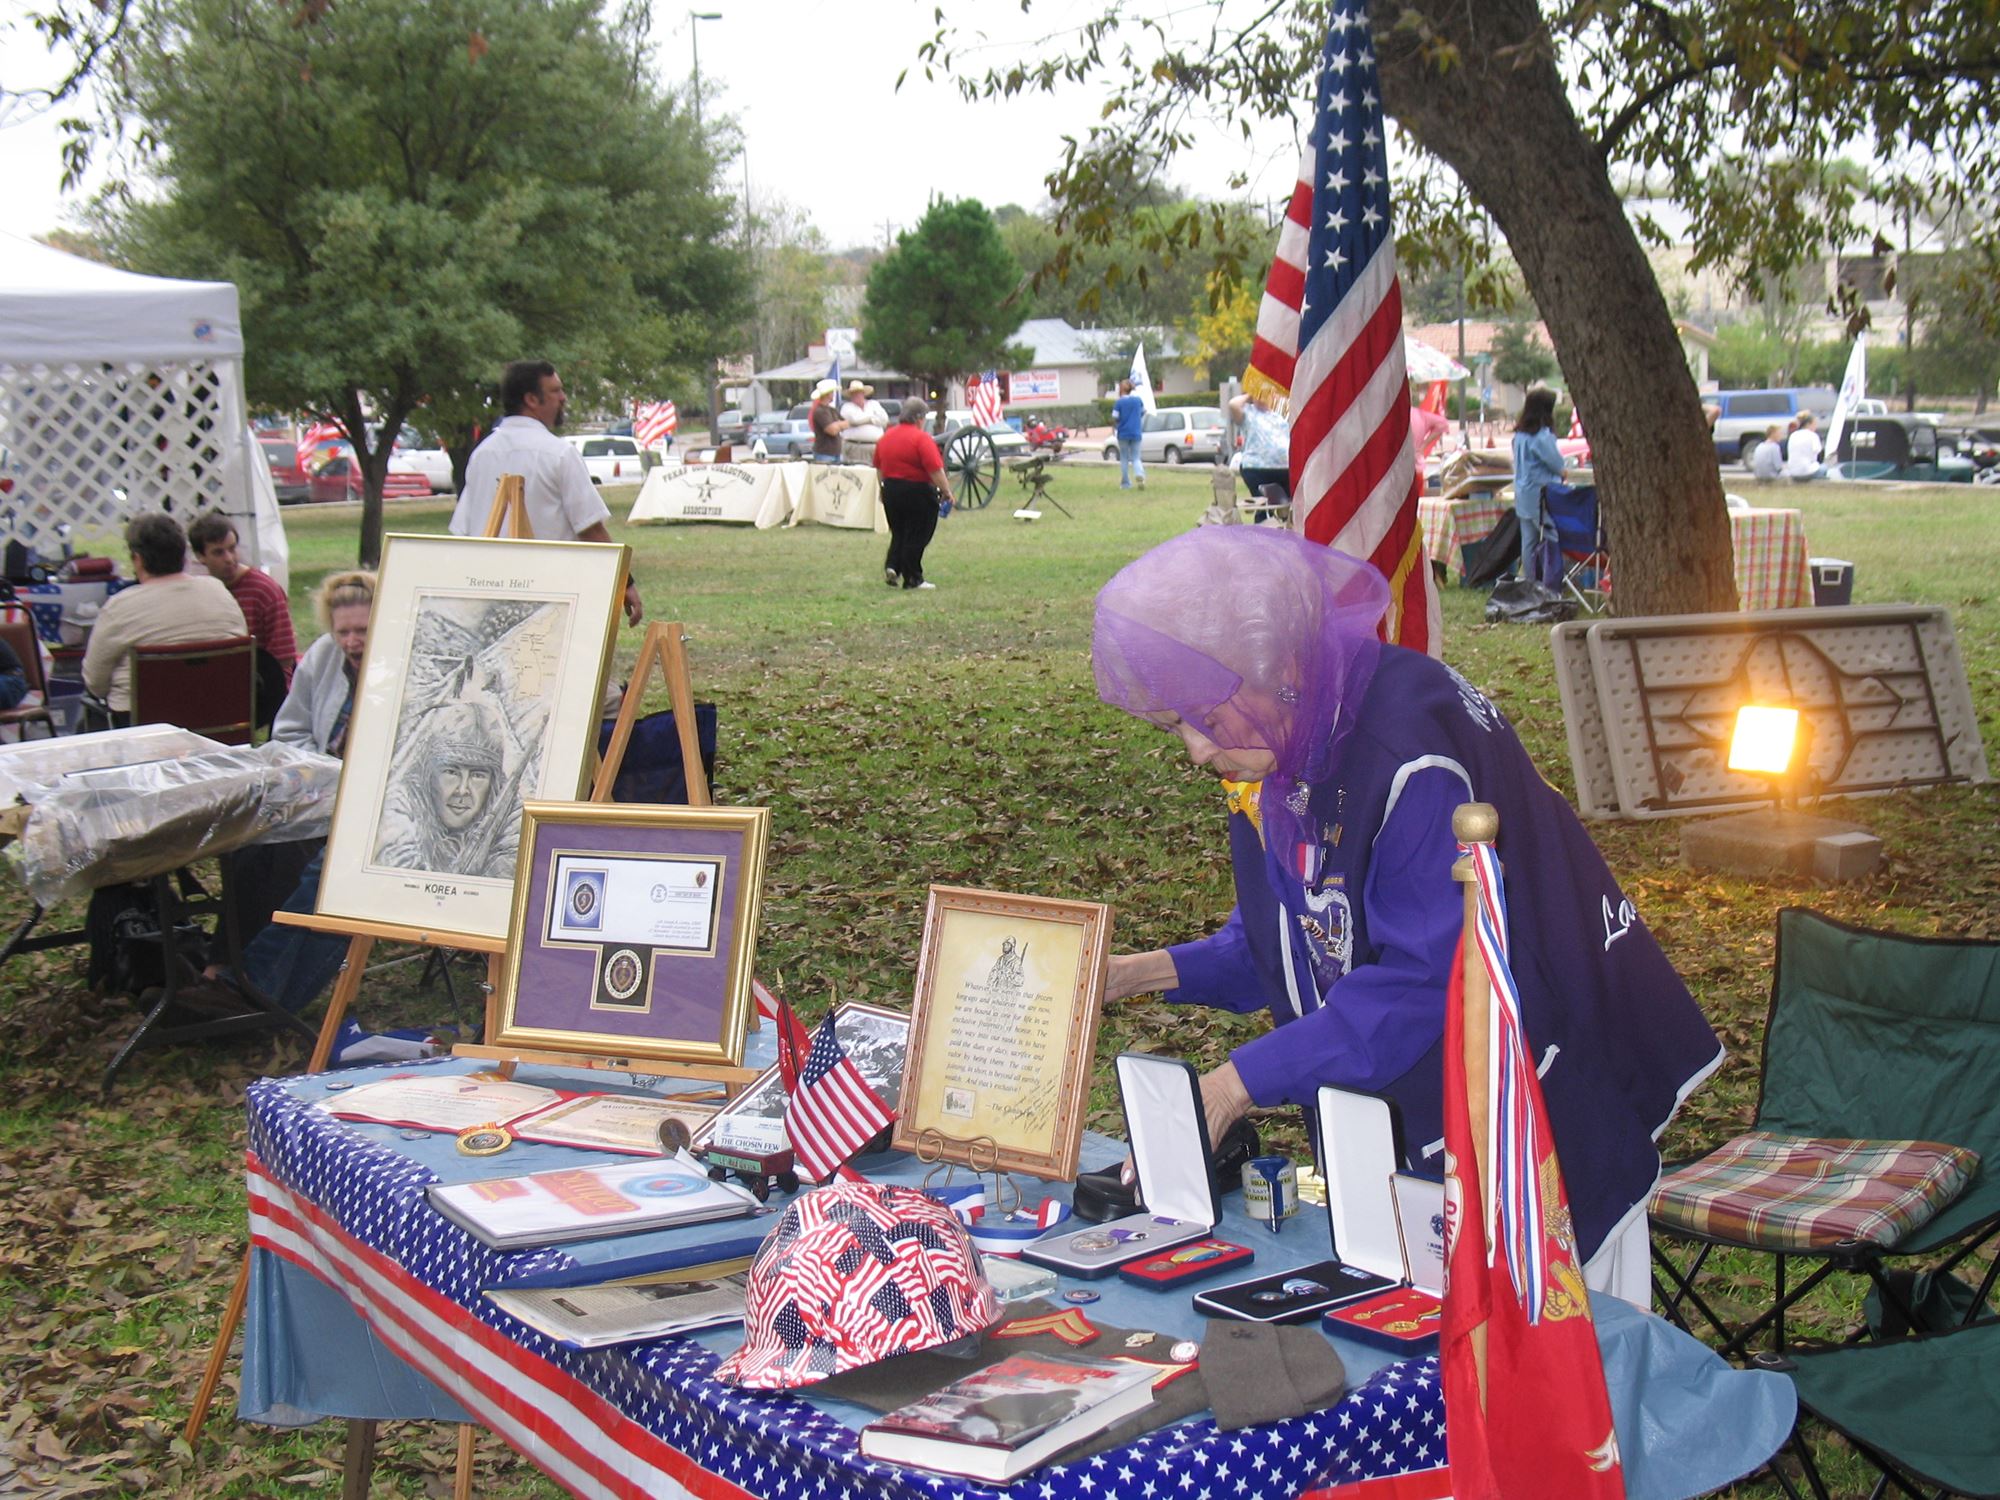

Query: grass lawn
<box><xmin>1</xmin><ymin>465</ymin><xmax>1994</xmax><ymax>1496</ymax></box>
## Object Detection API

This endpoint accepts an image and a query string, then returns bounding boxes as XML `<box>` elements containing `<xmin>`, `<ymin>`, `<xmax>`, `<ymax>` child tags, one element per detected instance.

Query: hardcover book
<box><xmin>425</xmin><ymin>1152</ymin><xmax>759</xmax><ymax>1251</ymax></box>
<box><xmin>859</xmin><ymin>1352</ymin><xmax>1159</xmax><ymax>1483</ymax></box>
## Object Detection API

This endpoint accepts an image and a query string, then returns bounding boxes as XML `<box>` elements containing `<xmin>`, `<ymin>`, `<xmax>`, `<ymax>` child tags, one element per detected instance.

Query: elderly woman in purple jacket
<box><xmin>1092</xmin><ymin>527</ymin><xmax>1720</xmax><ymax>1302</ymax></box>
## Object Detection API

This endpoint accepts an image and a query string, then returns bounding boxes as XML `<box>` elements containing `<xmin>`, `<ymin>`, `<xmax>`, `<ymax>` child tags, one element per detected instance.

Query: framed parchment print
<box><xmin>317</xmin><ymin>534</ymin><xmax>629</xmax><ymax>942</ymax></box>
<box><xmin>491</xmin><ymin>801</ymin><xmax>771</xmax><ymax>1066</ymax></box>
<box><xmin>892</xmin><ymin>887</ymin><xmax>1111</xmax><ymax>1180</ymax></box>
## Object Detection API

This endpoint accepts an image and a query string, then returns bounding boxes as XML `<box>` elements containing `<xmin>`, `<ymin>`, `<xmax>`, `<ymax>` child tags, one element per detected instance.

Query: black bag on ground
<box><xmin>1484</xmin><ymin>577</ymin><xmax>1577</xmax><ymax>625</ymax></box>
<box><xmin>593</xmin><ymin>703</ymin><xmax>719</xmax><ymax>805</ymax></box>
<box><xmin>1462</xmin><ymin>510</ymin><xmax>1521</xmax><ymax>587</ymax></box>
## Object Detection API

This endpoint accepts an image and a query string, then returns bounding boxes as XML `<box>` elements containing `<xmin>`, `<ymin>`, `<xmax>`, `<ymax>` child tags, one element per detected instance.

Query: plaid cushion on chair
<box><xmin>1651</xmin><ymin>1131</ymin><xmax>1981</xmax><ymax>1251</ymax></box>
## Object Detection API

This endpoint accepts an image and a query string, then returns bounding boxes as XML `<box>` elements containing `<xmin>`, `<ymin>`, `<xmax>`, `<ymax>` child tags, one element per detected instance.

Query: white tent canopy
<box><xmin>0</xmin><ymin>232</ymin><xmax>288</xmax><ymax>587</ymax></box>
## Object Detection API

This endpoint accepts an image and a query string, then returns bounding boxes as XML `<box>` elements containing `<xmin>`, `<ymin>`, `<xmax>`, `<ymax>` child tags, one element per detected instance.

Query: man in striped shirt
<box><xmin>188</xmin><ymin>510</ymin><xmax>298</xmax><ymax>728</ymax></box>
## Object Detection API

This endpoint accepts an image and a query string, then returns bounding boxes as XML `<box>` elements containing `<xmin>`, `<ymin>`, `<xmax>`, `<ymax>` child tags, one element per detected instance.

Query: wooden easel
<box><xmin>189</xmin><ymin>481</ymin><xmax>752</xmax><ymax>1491</ymax></box>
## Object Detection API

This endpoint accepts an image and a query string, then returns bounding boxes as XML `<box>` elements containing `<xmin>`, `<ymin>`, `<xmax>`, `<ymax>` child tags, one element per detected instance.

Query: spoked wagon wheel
<box><xmin>943</xmin><ymin>427</ymin><xmax>1000</xmax><ymax>509</ymax></box>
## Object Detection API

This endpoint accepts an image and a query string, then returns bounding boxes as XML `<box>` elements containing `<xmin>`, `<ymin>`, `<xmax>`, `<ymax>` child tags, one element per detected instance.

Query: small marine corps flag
<box><xmin>1441</xmin><ymin>837</ymin><xmax>1624</xmax><ymax>1499</ymax></box>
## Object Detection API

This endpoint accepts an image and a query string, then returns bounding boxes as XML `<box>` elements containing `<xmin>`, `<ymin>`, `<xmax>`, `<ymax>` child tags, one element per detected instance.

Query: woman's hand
<box><xmin>1198</xmin><ymin>1061</ymin><xmax>1253</xmax><ymax>1149</ymax></box>
<box><xmin>1106</xmin><ymin>949</ymin><xmax>1178</xmax><ymax>1002</ymax></box>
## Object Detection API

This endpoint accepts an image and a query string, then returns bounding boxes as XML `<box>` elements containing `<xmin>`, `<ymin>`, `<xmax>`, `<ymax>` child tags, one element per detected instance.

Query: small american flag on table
<box><xmin>786</xmin><ymin>1012</ymin><xmax>894</xmax><ymax>1181</ymax></box>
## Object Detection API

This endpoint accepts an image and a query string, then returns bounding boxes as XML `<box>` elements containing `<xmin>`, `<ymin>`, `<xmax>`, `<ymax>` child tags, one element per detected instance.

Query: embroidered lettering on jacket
<box><xmin>1444</xmin><ymin>665</ymin><xmax>1500</xmax><ymax>732</ymax></box>
<box><xmin>1601</xmin><ymin>894</ymin><xmax>1637</xmax><ymax>951</ymax></box>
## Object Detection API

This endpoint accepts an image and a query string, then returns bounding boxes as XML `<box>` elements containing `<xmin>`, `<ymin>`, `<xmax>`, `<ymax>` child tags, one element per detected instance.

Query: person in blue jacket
<box><xmin>1511</xmin><ymin>385</ymin><xmax>1568</xmax><ymax>577</ymax></box>
<box><xmin>1112</xmin><ymin>379</ymin><xmax>1147</xmax><ymax>490</ymax></box>
<box><xmin>1092</xmin><ymin>527</ymin><xmax>1721</xmax><ymax>1302</ymax></box>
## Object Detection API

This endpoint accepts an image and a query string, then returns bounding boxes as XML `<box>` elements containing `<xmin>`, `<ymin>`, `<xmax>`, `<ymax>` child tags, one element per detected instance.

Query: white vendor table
<box><xmin>628</xmin><ymin>462</ymin><xmax>885</xmax><ymax>533</ymax></box>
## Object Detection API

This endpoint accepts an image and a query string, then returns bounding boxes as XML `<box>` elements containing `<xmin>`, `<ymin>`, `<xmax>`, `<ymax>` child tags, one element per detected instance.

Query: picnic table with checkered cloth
<box><xmin>1419</xmin><ymin>493</ymin><xmax>1812</xmax><ymax>612</ymax></box>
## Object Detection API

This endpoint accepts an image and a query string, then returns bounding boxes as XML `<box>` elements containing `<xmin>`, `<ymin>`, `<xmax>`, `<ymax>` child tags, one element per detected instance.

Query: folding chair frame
<box><xmin>1652</xmin><ymin>908</ymin><xmax>2000</xmax><ymax>1358</ymax></box>
<box><xmin>1651</xmin><ymin>1216</ymin><xmax>2000</xmax><ymax>1360</ymax></box>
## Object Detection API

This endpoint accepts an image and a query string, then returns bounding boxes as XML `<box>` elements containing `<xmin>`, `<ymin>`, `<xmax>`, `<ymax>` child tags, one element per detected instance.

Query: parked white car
<box><xmin>1101</xmin><ymin>407</ymin><xmax>1227</xmax><ymax>464</ymax></box>
<box><xmin>390</xmin><ymin>445</ymin><xmax>456</xmax><ymax>493</ymax></box>
<box><xmin>563</xmin><ymin>433</ymin><xmax>648</xmax><ymax>484</ymax></box>
<box><xmin>940</xmin><ymin>410</ymin><xmax>1028</xmax><ymax>454</ymax></box>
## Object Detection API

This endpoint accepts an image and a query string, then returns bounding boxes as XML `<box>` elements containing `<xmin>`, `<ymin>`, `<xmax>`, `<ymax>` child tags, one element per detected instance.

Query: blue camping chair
<box><xmin>1539</xmin><ymin>481</ymin><xmax>1608</xmax><ymax>614</ymax></box>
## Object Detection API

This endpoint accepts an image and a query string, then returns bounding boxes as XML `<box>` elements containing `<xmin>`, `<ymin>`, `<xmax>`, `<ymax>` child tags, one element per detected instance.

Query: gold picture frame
<box><xmin>490</xmin><ymin>800</ymin><xmax>771</xmax><ymax>1067</ymax></box>
<box><xmin>892</xmin><ymin>886</ymin><xmax>1111</xmax><ymax>1181</ymax></box>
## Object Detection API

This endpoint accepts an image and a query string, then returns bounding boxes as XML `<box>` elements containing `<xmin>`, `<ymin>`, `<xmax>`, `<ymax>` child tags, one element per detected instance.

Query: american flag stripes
<box><xmin>785</xmin><ymin>1012</ymin><xmax>894</xmax><ymax>1181</ymax></box>
<box><xmin>1247</xmin><ymin>1</ymin><xmax>1439</xmax><ymax>656</ymax></box>
<box><xmin>1463</xmin><ymin>840</ymin><xmax>1547</xmax><ymax>1314</ymax></box>
<box><xmin>967</xmin><ymin>372</ymin><xmax>1004</xmax><ymax>429</ymax></box>
<box><xmin>633</xmin><ymin>400</ymin><xmax>678</xmax><ymax>449</ymax></box>
<box><xmin>296</xmin><ymin>418</ymin><xmax>345</xmax><ymax>470</ymax></box>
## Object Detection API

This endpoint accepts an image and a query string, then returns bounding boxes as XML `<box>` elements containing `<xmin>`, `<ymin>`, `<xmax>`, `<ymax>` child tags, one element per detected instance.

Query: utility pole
<box><xmin>689</xmin><ymin>10</ymin><xmax>721</xmax><ymax>131</ymax></box>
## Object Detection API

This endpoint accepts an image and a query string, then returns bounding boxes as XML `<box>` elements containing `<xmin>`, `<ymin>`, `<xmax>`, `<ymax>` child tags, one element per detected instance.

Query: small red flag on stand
<box><xmin>1442</xmin><ymin>838</ymin><xmax>1625</xmax><ymax>1499</ymax></box>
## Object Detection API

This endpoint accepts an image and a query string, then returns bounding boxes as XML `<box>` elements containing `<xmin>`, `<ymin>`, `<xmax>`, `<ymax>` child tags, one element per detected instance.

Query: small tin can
<box><xmin>1242</xmin><ymin>1154</ymin><xmax>1299</xmax><ymax>1229</ymax></box>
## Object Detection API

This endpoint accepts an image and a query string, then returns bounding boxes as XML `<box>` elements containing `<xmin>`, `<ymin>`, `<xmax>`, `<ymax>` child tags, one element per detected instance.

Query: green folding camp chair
<box><xmin>1652</xmin><ymin>908</ymin><xmax>2000</xmax><ymax>1359</ymax></box>
<box><xmin>1765</xmin><ymin>1321</ymin><xmax>2000</xmax><ymax>1499</ymax></box>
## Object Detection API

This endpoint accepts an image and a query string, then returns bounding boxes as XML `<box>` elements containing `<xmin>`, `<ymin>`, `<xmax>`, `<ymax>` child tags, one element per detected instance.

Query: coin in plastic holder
<box><xmin>657</xmin><ymin>1116</ymin><xmax>694</xmax><ymax>1153</ymax></box>
<box><xmin>456</xmin><ymin>1124</ymin><xmax>513</xmax><ymax>1156</ymax></box>
<box><xmin>323</xmin><ymin>1080</ymin><xmax>355</xmax><ymax>1092</ymax></box>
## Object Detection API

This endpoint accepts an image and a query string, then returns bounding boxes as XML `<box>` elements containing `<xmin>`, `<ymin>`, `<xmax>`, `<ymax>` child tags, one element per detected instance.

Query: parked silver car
<box><xmin>1100</xmin><ymin>407</ymin><xmax>1227</xmax><ymax>464</ymax></box>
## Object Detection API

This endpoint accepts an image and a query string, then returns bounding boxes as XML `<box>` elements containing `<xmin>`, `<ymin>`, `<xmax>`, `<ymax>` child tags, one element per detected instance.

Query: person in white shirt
<box><xmin>839</xmin><ymin>379</ymin><xmax>888</xmax><ymax>446</ymax></box>
<box><xmin>1750</xmin><ymin>424</ymin><xmax>1786</xmax><ymax>482</ymax></box>
<box><xmin>81</xmin><ymin>511</ymin><xmax>248</xmax><ymax>723</ymax></box>
<box><xmin>1784</xmin><ymin>410</ymin><xmax>1826</xmax><ymax>482</ymax></box>
<box><xmin>449</xmin><ymin>361</ymin><xmax>643</xmax><ymax>624</ymax></box>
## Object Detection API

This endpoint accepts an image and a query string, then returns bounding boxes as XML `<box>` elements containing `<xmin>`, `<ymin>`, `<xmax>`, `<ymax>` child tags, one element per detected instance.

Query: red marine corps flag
<box><xmin>1442</xmin><ymin>830</ymin><xmax>1624</xmax><ymax>1500</ymax></box>
<box><xmin>1246</xmin><ymin>1</ymin><xmax>1439</xmax><ymax>655</ymax></box>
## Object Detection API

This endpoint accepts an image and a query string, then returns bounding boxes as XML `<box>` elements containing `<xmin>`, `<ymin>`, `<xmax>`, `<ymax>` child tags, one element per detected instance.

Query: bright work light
<box><xmin>1727</xmin><ymin>705</ymin><xmax>1801</xmax><ymax>778</ymax></box>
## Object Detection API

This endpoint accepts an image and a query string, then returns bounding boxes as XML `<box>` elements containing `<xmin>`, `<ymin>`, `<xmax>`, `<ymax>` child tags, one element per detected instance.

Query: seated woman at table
<box><xmin>1091</xmin><ymin>527</ymin><xmax>1721</xmax><ymax>1304</ymax></box>
<box><xmin>184</xmin><ymin>573</ymin><xmax>381</xmax><ymax>1019</ymax></box>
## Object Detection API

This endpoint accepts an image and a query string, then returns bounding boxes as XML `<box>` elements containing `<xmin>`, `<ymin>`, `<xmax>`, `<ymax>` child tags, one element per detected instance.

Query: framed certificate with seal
<box><xmin>490</xmin><ymin>800</ymin><xmax>771</xmax><ymax>1066</ymax></box>
<box><xmin>892</xmin><ymin>886</ymin><xmax>1111</xmax><ymax>1181</ymax></box>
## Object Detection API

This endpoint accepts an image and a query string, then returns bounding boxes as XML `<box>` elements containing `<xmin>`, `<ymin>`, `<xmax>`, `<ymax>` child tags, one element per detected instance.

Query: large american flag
<box><xmin>633</xmin><ymin>400</ymin><xmax>678</xmax><ymax>450</ymax></box>
<box><xmin>785</xmin><ymin>1012</ymin><xmax>893</xmax><ymax>1182</ymax></box>
<box><xmin>1247</xmin><ymin>1</ymin><xmax>1439</xmax><ymax>655</ymax></box>
<box><xmin>296</xmin><ymin>418</ymin><xmax>346</xmax><ymax>470</ymax></box>
<box><xmin>967</xmin><ymin>371</ymin><xmax>1004</xmax><ymax>429</ymax></box>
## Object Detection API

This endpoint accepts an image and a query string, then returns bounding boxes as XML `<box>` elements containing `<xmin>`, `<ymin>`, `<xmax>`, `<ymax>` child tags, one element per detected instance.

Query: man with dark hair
<box><xmin>82</xmin><ymin>512</ymin><xmax>246</xmax><ymax>724</ymax></box>
<box><xmin>188</xmin><ymin>511</ymin><xmax>298</xmax><ymax>726</ymax></box>
<box><xmin>449</xmin><ymin>360</ymin><xmax>643</xmax><ymax>625</ymax></box>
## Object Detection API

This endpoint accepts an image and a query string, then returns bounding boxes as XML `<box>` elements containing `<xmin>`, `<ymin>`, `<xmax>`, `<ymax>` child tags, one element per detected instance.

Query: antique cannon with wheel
<box><xmin>942</xmin><ymin>426</ymin><xmax>1000</xmax><ymax>509</ymax></box>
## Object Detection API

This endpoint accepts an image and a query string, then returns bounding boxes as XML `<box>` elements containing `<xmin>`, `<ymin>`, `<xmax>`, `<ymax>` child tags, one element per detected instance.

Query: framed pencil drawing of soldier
<box><xmin>316</xmin><ymin>533</ymin><xmax>629</xmax><ymax>943</ymax></box>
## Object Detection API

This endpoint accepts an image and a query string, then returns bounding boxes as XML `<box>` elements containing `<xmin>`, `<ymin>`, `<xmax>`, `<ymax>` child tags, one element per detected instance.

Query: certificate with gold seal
<box><xmin>892</xmin><ymin>887</ymin><xmax>1111</xmax><ymax>1181</ymax></box>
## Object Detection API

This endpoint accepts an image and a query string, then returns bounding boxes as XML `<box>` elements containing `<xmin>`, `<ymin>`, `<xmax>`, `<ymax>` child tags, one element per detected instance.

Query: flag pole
<box><xmin>1452</xmin><ymin>800</ymin><xmax>1499</xmax><ymax>1410</ymax></box>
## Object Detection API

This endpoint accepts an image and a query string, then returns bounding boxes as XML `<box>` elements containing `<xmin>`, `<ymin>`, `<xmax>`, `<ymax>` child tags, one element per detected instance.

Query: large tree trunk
<box><xmin>340</xmin><ymin>389</ymin><xmax>386</xmax><ymax>569</ymax></box>
<box><xmin>1378</xmin><ymin>0</ymin><xmax>1738</xmax><ymax>615</ymax></box>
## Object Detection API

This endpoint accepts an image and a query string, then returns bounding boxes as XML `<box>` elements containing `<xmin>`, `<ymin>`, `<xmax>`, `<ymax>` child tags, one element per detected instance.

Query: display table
<box><xmin>13</xmin><ymin>577</ymin><xmax>130</xmax><ymax>644</ymax></box>
<box><xmin>627</xmin><ymin>462</ymin><xmax>887</xmax><ymax>533</ymax></box>
<box><xmin>241</xmin><ymin>1056</ymin><xmax>1792</xmax><ymax>1500</ymax></box>
<box><xmin>1417</xmin><ymin>497</ymin><xmax>1813</xmax><ymax>611</ymax></box>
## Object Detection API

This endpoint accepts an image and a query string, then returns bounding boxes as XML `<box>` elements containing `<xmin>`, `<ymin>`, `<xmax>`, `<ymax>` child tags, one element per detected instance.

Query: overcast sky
<box><xmin>0</xmin><ymin>0</ymin><xmax>1308</xmax><ymax>255</ymax></box>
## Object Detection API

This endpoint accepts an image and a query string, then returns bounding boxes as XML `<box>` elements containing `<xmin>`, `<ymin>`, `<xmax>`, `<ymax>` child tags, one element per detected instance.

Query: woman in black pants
<box><xmin>870</xmin><ymin>397</ymin><xmax>956</xmax><ymax>591</ymax></box>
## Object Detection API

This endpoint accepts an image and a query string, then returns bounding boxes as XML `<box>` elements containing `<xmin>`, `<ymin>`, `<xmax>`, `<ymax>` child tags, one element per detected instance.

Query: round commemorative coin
<box><xmin>323</xmin><ymin>1079</ymin><xmax>355</xmax><ymax>1092</ymax></box>
<box><xmin>603</xmin><ymin>948</ymin><xmax>645</xmax><ymax>1003</ymax></box>
<box><xmin>1062</xmin><ymin>1289</ymin><xmax>1101</xmax><ymax>1305</ymax></box>
<box><xmin>657</xmin><ymin>1117</ymin><xmax>694</xmax><ymax>1153</ymax></box>
<box><xmin>1170</xmin><ymin>1340</ymin><xmax>1200</xmax><ymax>1363</ymax></box>
<box><xmin>1068</xmin><ymin>1230</ymin><xmax>1116</xmax><ymax>1254</ymax></box>
<box><xmin>456</xmin><ymin>1123</ymin><xmax>514</xmax><ymax>1157</ymax></box>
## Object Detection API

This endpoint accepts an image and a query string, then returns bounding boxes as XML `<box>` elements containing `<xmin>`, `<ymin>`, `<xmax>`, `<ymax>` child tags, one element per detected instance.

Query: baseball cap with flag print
<box><xmin>714</xmin><ymin>1182</ymin><xmax>999</xmax><ymax>1390</ymax></box>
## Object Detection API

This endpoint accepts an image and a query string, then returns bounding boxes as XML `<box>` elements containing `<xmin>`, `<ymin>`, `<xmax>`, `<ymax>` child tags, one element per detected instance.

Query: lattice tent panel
<box><xmin>1</xmin><ymin>360</ymin><xmax>234</xmax><ymax>554</ymax></box>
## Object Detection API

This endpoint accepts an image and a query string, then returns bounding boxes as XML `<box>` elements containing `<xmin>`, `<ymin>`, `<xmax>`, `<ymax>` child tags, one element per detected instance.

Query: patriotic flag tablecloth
<box><xmin>241</xmin><ymin>1061</ymin><xmax>1450</xmax><ymax>1500</ymax></box>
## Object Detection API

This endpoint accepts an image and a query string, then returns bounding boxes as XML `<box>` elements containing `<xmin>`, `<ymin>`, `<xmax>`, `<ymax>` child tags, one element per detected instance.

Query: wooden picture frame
<box><xmin>892</xmin><ymin>886</ymin><xmax>1111</xmax><ymax>1181</ymax></box>
<box><xmin>316</xmin><ymin>533</ymin><xmax>630</xmax><ymax>943</ymax></box>
<box><xmin>489</xmin><ymin>800</ymin><xmax>771</xmax><ymax>1067</ymax></box>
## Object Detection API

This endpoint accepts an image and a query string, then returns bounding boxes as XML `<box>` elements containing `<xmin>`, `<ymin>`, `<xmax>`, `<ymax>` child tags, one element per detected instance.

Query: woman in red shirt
<box><xmin>871</xmin><ymin>397</ymin><xmax>955</xmax><ymax>590</ymax></box>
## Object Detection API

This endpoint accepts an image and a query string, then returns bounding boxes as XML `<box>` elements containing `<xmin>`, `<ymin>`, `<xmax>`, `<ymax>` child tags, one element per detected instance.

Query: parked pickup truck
<box><xmin>563</xmin><ymin>433</ymin><xmax>648</xmax><ymax>484</ymax></box>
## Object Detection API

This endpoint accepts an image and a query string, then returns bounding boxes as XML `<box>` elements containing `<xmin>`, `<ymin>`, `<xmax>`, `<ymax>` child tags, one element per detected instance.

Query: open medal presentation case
<box><xmin>1023</xmin><ymin>1054</ymin><xmax>1222</xmax><ymax>1280</ymax></box>
<box><xmin>1191</xmin><ymin>1084</ymin><xmax>1418</xmax><ymax>1325</ymax></box>
<box><xmin>1314</xmin><ymin>1085</ymin><xmax>1445</xmax><ymax>1354</ymax></box>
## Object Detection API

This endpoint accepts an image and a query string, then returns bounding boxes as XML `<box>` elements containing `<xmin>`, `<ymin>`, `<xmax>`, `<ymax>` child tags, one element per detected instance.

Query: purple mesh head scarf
<box><xmin>1093</xmin><ymin>528</ymin><xmax>1391</xmax><ymax>850</ymax></box>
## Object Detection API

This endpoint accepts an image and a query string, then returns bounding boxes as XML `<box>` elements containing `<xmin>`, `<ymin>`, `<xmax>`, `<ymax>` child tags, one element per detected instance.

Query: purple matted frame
<box><xmin>491</xmin><ymin>800</ymin><xmax>771</xmax><ymax>1066</ymax></box>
